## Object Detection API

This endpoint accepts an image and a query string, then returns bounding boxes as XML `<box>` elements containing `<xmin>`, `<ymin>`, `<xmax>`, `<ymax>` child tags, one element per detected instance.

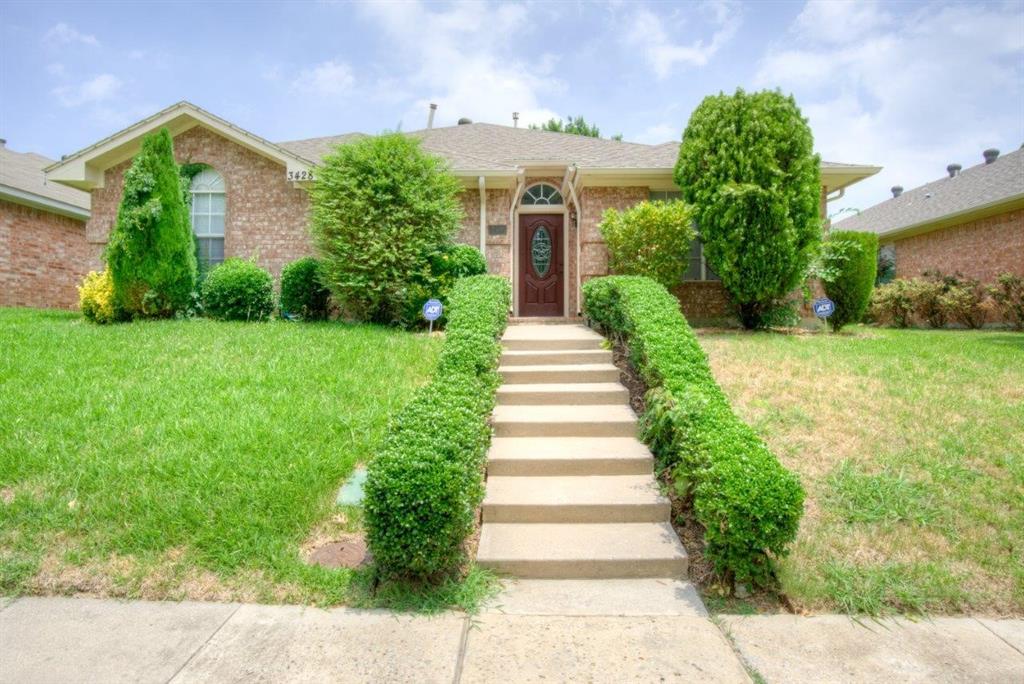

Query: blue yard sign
<box><xmin>813</xmin><ymin>297</ymin><xmax>836</xmax><ymax>318</ymax></box>
<box><xmin>422</xmin><ymin>298</ymin><xmax>443</xmax><ymax>332</ymax></box>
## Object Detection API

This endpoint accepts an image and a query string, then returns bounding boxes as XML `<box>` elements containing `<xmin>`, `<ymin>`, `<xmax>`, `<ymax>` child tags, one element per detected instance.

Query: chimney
<box><xmin>983</xmin><ymin>148</ymin><xmax>1000</xmax><ymax>164</ymax></box>
<box><xmin>427</xmin><ymin>103</ymin><xmax>437</xmax><ymax>130</ymax></box>
<box><xmin>891</xmin><ymin>185</ymin><xmax>903</xmax><ymax>198</ymax></box>
<box><xmin>457</xmin><ymin>117</ymin><xmax>473</xmax><ymax>125</ymax></box>
<box><xmin>512</xmin><ymin>112</ymin><xmax>519</xmax><ymax>128</ymax></box>
<box><xmin>946</xmin><ymin>163</ymin><xmax>961</xmax><ymax>178</ymax></box>
<box><xmin>0</xmin><ymin>138</ymin><xmax>5</xmax><ymax>148</ymax></box>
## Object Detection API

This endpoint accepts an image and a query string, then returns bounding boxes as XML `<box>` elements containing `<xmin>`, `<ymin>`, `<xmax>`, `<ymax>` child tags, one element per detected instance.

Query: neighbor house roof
<box><xmin>836</xmin><ymin>147</ymin><xmax>1024</xmax><ymax>239</ymax></box>
<box><xmin>0</xmin><ymin>143</ymin><xmax>90</xmax><ymax>219</ymax></box>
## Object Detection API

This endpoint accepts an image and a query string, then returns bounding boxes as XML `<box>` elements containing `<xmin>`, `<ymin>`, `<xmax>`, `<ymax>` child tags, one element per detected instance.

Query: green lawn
<box><xmin>0</xmin><ymin>308</ymin><xmax>440</xmax><ymax>605</ymax></box>
<box><xmin>697</xmin><ymin>326</ymin><xmax>1023</xmax><ymax>616</ymax></box>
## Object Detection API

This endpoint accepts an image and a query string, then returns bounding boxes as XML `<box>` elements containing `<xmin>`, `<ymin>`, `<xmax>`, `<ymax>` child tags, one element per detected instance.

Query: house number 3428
<box><xmin>287</xmin><ymin>170</ymin><xmax>314</xmax><ymax>181</ymax></box>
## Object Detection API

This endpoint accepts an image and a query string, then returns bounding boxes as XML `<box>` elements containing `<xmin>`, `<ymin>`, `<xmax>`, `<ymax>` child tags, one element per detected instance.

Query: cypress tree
<box><xmin>106</xmin><ymin>128</ymin><xmax>197</xmax><ymax>317</ymax></box>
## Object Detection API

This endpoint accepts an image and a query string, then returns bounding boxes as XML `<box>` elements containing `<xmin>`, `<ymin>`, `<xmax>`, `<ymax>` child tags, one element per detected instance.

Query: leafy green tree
<box><xmin>530</xmin><ymin>115</ymin><xmax>623</xmax><ymax>140</ymax></box>
<box><xmin>598</xmin><ymin>200</ymin><xmax>696</xmax><ymax>289</ymax></box>
<box><xmin>309</xmin><ymin>134</ymin><xmax>463</xmax><ymax>323</ymax></box>
<box><xmin>106</xmin><ymin>128</ymin><xmax>197</xmax><ymax>317</ymax></box>
<box><xmin>818</xmin><ymin>230</ymin><xmax>878</xmax><ymax>331</ymax></box>
<box><xmin>675</xmin><ymin>89</ymin><xmax>821</xmax><ymax>329</ymax></box>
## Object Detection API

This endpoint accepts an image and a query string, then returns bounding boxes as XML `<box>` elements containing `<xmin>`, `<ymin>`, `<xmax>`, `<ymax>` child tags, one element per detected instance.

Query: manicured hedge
<box><xmin>822</xmin><ymin>230</ymin><xmax>878</xmax><ymax>332</ymax></box>
<box><xmin>583</xmin><ymin>276</ymin><xmax>804</xmax><ymax>587</ymax></box>
<box><xmin>364</xmin><ymin>275</ymin><xmax>510</xmax><ymax>579</ymax></box>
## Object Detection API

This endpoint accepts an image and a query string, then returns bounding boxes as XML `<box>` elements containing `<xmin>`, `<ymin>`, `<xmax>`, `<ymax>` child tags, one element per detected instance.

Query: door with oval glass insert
<box><xmin>518</xmin><ymin>213</ymin><xmax>563</xmax><ymax>316</ymax></box>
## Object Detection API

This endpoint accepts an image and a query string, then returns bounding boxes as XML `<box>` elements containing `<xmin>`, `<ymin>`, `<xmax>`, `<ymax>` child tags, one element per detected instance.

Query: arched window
<box><xmin>190</xmin><ymin>169</ymin><xmax>225</xmax><ymax>271</ymax></box>
<box><xmin>521</xmin><ymin>183</ymin><xmax>563</xmax><ymax>205</ymax></box>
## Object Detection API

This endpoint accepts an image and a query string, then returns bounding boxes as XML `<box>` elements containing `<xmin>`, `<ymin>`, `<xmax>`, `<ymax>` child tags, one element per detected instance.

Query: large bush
<box><xmin>78</xmin><ymin>270</ymin><xmax>120</xmax><ymax>324</ymax></box>
<box><xmin>364</xmin><ymin>275</ymin><xmax>510</xmax><ymax>579</ymax></box>
<box><xmin>106</xmin><ymin>128</ymin><xmax>197</xmax><ymax>318</ymax></box>
<box><xmin>309</xmin><ymin>134</ymin><xmax>463</xmax><ymax>324</ymax></box>
<box><xmin>399</xmin><ymin>244</ymin><xmax>488</xmax><ymax>329</ymax></box>
<box><xmin>675</xmin><ymin>89</ymin><xmax>821</xmax><ymax>329</ymax></box>
<box><xmin>989</xmin><ymin>273</ymin><xmax>1024</xmax><ymax>330</ymax></box>
<box><xmin>820</xmin><ymin>231</ymin><xmax>878</xmax><ymax>331</ymax></box>
<box><xmin>583</xmin><ymin>276</ymin><xmax>804</xmax><ymax>588</ymax></box>
<box><xmin>280</xmin><ymin>256</ymin><xmax>330</xmax><ymax>320</ymax></box>
<box><xmin>200</xmin><ymin>258</ymin><xmax>275</xmax><ymax>321</ymax></box>
<box><xmin>869</xmin><ymin>280</ymin><xmax>915</xmax><ymax>327</ymax></box>
<box><xmin>598</xmin><ymin>200</ymin><xmax>696</xmax><ymax>289</ymax></box>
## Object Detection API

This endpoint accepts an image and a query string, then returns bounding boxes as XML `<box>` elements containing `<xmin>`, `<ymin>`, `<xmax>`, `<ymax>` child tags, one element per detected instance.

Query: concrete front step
<box><xmin>500</xmin><ymin>349</ymin><xmax>612</xmax><ymax>366</ymax></box>
<box><xmin>482</xmin><ymin>475</ymin><xmax>670</xmax><ymax>523</ymax></box>
<box><xmin>477</xmin><ymin>522</ymin><xmax>688</xmax><ymax>579</ymax></box>
<box><xmin>487</xmin><ymin>437</ymin><xmax>654</xmax><ymax>476</ymax></box>
<box><xmin>496</xmin><ymin>383</ymin><xmax>628</xmax><ymax>406</ymax></box>
<box><xmin>502</xmin><ymin>324</ymin><xmax>604</xmax><ymax>352</ymax></box>
<box><xmin>492</xmin><ymin>404</ymin><xmax>636</xmax><ymax>438</ymax></box>
<box><xmin>499</xmin><ymin>364</ymin><xmax>620</xmax><ymax>384</ymax></box>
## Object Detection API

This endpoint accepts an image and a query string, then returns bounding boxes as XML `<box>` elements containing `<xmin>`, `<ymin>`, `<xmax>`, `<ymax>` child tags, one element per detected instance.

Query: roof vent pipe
<box><xmin>983</xmin><ymin>148</ymin><xmax>1000</xmax><ymax>164</ymax></box>
<box><xmin>427</xmin><ymin>103</ymin><xmax>437</xmax><ymax>130</ymax></box>
<box><xmin>458</xmin><ymin>117</ymin><xmax>473</xmax><ymax>125</ymax></box>
<box><xmin>947</xmin><ymin>163</ymin><xmax>961</xmax><ymax>178</ymax></box>
<box><xmin>513</xmin><ymin>112</ymin><xmax>519</xmax><ymax>128</ymax></box>
<box><xmin>891</xmin><ymin>186</ymin><xmax>903</xmax><ymax>198</ymax></box>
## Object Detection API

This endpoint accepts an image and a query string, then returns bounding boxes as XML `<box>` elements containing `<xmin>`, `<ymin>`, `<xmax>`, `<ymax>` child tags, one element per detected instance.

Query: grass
<box><xmin>0</xmin><ymin>307</ymin><xmax>445</xmax><ymax>606</ymax></box>
<box><xmin>697</xmin><ymin>325</ymin><xmax>1023</xmax><ymax>616</ymax></box>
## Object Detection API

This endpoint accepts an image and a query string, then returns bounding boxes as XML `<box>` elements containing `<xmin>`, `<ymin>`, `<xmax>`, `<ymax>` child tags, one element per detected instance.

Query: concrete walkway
<box><xmin>2</xmin><ymin>590</ymin><xmax>1022</xmax><ymax>683</ymax></box>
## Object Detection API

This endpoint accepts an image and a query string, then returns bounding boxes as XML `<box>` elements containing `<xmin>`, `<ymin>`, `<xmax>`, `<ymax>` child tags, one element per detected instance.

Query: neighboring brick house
<box><xmin>836</xmin><ymin>147</ymin><xmax>1024</xmax><ymax>283</ymax></box>
<box><xmin>45</xmin><ymin>101</ymin><xmax>879</xmax><ymax>318</ymax></box>
<box><xmin>1</xmin><ymin>140</ymin><xmax>91</xmax><ymax>309</ymax></box>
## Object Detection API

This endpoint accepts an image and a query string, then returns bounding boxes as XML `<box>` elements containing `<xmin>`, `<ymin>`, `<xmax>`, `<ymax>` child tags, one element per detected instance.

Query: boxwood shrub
<box><xmin>200</xmin><ymin>258</ymin><xmax>275</xmax><ymax>321</ymax></box>
<box><xmin>364</xmin><ymin>274</ymin><xmax>510</xmax><ymax>579</ymax></box>
<box><xmin>583</xmin><ymin>275</ymin><xmax>804</xmax><ymax>587</ymax></box>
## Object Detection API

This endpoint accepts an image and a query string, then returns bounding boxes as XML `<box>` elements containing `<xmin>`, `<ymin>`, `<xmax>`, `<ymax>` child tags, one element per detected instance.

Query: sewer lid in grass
<box><xmin>305</xmin><ymin>534</ymin><xmax>371</xmax><ymax>569</ymax></box>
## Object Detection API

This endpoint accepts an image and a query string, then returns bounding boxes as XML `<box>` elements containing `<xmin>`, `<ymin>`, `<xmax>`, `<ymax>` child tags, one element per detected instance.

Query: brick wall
<box><xmin>891</xmin><ymin>208</ymin><xmax>1024</xmax><ymax>281</ymax></box>
<box><xmin>456</xmin><ymin>188</ymin><xmax>512</xmax><ymax>279</ymax></box>
<box><xmin>577</xmin><ymin>185</ymin><xmax>650</xmax><ymax>315</ymax></box>
<box><xmin>86</xmin><ymin>125</ymin><xmax>312</xmax><ymax>280</ymax></box>
<box><xmin>0</xmin><ymin>199</ymin><xmax>90</xmax><ymax>309</ymax></box>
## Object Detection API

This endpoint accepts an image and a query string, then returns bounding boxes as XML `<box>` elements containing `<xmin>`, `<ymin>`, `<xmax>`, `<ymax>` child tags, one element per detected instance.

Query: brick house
<box><xmin>836</xmin><ymin>147</ymin><xmax>1024</xmax><ymax>282</ymax></box>
<box><xmin>43</xmin><ymin>101</ymin><xmax>879</xmax><ymax>318</ymax></box>
<box><xmin>0</xmin><ymin>140</ymin><xmax>91</xmax><ymax>309</ymax></box>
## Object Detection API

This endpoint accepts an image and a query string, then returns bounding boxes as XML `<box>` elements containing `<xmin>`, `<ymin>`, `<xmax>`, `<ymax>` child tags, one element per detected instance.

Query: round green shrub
<box><xmin>200</xmin><ymin>258</ymin><xmax>275</xmax><ymax>321</ymax></box>
<box><xmin>598</xmin><ymin>200</ymin><xmax>696</xmax><ymax>289</ymax></box>
<box><xmin>280</xmin><ymin>256</ymin><xmax>330</xmax><ymax>320</ymax></box>
<box><xmin>821</xmin><ymin>230</ymin><xmax>879</xmax><ymax>331</ymax></box>
<box><xmin>430</xmin><ymin>244</ymin><xmax>487</xmax><ymax>280</ymax></box>
<box><xmin>675</xmin><ymin>89</ymin><xmax>821</xmax><ymax>329</ymax></box>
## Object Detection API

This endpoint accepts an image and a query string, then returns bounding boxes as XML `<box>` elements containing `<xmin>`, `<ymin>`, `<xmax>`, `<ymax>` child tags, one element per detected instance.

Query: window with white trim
<box><xmin>190</xmin><ymin>169</ymin><xmax>225</xmax><ymax>271</ymax></box>
<box><xmin>649</xmin><ymin>190</ymin><xmax>719</xmax><ymax>282</ymax></box>
<box><xmin>522</xmin><ymin>183</ymin><xmax>563</xmax><ymax>205</ymax></box>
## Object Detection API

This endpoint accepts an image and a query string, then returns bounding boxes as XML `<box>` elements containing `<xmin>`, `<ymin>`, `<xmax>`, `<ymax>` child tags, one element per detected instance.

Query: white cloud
<box><xmin>625</xmin><ymin>1</ymin><xmax>742</xmax><ymax>79</ymax></box>
<box><xmin>633</xmin><ymin>123</ymin><xmax>680</xmax><ymax>145</ymax></box>
<box><xmin>52</xmin><ymin>73</ymin><xmax>122</xmax><ymax>107</ymax></box>
<box><xmin>44</xmin><ymin>23</ymin><xmax>100</xmax><ymax>47</ymax></box>
<box><xmin>46</xmin><ymin>63</ymin><xmax>66</xmax><ymax>77</ymax></box>
<box><xmin>754</xmin><ymin>1</ymin><xmax>1024</xmax><ymax>215</ymax></box>
<box><xmin>292</xmin><ymin>60</ymin><xmax>355</xmax><ymax>96</ymax></box>
<box><xmin>358</xmin><ymin>1</ymin><xmax>561</xmax><ymax>128</ymax></box>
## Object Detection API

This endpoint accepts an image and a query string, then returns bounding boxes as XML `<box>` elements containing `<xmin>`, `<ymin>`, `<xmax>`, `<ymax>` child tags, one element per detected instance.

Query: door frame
<box><xmin>513</xmin><ymin>199</ymin><xmax>569</xmax><ymax>317</ymax></box>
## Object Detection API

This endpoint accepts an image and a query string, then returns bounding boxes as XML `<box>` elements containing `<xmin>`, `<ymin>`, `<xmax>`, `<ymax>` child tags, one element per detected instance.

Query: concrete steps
<box><xmin>477</xmin><ymin>322</ymin><xmax>687</xmax><ymax>581</ymax></box>
<box><xmin>487</xmin><ymin>438</ymin><xmax>653</xmax><ymax>476</ymax></box>
<box><xmin>496</xmin><ymin>383</ymin><xmax>628</xmax><ymax>405</ymax></box>
<box><xmin>477</xmin><ymin>522</ymin><xmax>687</xmax><ymax>579</ymax></box>
<box><xmin>482</xmin><ymin>475</ymin><xmax>670</xmax><ymax>523</ymax></box>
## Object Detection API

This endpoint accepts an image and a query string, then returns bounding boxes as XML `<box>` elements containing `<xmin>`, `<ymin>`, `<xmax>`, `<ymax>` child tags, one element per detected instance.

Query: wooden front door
<box><xmin>519</xmin><ymin>213</ymin><xmax>563</xmax><ymax>317</ymax></box>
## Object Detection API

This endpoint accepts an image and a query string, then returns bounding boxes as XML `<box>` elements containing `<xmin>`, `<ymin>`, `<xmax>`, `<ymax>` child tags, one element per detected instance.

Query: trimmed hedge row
<box><xmin>583</xmin><ymin>276</ymin><xmax>804</xmax><ymax>587</ymax></box>
<box><xmin>364</xmin><ymin>274</ymin><xmax>511</xmax><ymax>579</ymax></box>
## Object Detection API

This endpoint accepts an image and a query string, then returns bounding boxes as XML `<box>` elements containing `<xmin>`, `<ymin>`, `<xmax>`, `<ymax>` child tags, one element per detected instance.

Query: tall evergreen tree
<box><xmin>675</xmin><ymin>89</ymin><xmax>821</xmax><ymax>329</ymax></box>
<box><xmin>106</xmin><ymin>128</ymin><xmax>197</xmax><ymax>318</ymax></box>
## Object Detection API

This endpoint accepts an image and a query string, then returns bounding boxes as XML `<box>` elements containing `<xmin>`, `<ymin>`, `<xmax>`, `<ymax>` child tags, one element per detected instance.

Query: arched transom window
<box><xmin>190</xmin><ymin>169</ymin><xmax>225</xmax><ymax>271</ymax></box>
<box><xmin>521</xmin><ymin>183</ymin><xmax>563</xmax><ymax>205</ymax></box>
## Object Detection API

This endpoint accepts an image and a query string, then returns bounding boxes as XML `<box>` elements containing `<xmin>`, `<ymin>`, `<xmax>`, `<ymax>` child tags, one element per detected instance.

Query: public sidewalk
<box><xmin>1</xmin><ymin>582</ymin><xmax>1022</xmax><ymax>683</ymax></box>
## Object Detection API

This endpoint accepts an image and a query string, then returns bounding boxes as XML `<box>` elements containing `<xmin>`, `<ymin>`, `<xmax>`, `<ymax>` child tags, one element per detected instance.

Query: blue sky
<box><xmin>2</xmin><ymin>0</ymin><xmax>1022</xmax><ymax>216</ymax></box>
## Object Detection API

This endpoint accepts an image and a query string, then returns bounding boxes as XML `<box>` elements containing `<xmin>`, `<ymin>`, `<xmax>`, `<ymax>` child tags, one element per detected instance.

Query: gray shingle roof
<box><xmin>1</xmin><ymin>145</ymin><xmax>90</xmax><ymax>210</ymax></box>
<box><xmin>835</xmin><ymin>147</ymin><xmax>1024</xmax><ymax>236</ymax></box>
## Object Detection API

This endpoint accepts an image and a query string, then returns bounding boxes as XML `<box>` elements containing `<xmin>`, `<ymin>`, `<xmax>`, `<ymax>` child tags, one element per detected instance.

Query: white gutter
<box><xmin>826</xmin><ymin>187</ymin><xmax>845</xmax><ymax>202</ymax></box>
<box><xmin>564</xmin><ymin>164</ymin><xmax>583</xmax><ymax>315</ymax></box>
<box><xmin>478</xmin><ymin>175</ymin><xmax>486</xmax><ymax>255</ymax></box>
<box><xmin>0</xmin><ymin>184</ymin><xmax>90</xmax><ymax>221</ymax></box>
<box><xmin>509</xmin><ymin>168</ymin><xmax>526</xmax><ymax>315</ymax></box>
